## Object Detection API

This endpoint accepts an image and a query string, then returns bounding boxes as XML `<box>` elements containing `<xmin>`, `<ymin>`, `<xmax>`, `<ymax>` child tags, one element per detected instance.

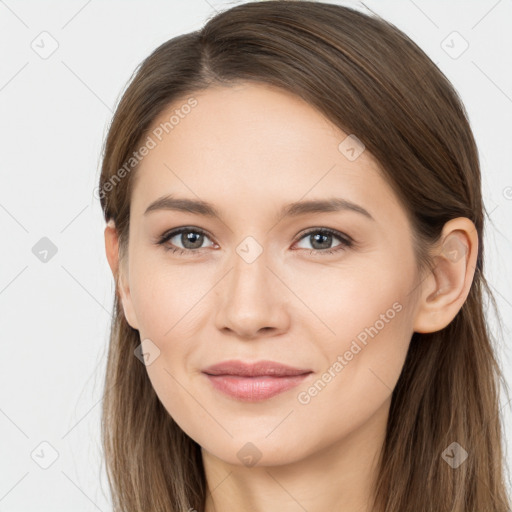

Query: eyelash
<box><xmin>156</xmin><ymin>226</ymin><xmax>354</xmax><ymax>257</ymax></box>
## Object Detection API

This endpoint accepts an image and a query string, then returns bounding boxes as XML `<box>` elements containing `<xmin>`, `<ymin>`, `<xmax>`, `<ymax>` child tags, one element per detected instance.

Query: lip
<box><xmin>202</xmin><ymin>359</ymin><xmax>312</xmax><ymax>377</ymax></box>
<box><xmin>202</xmin><ymin>360</ymin><xmax>312</xmax><ymax>402</ymax></box>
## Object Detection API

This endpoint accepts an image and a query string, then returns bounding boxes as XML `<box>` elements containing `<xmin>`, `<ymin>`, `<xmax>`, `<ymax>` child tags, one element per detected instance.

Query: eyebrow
<box><xmin>143</xmin><ymin>194</ymin><xmax>374</xmax><ymax>221</ymax></box>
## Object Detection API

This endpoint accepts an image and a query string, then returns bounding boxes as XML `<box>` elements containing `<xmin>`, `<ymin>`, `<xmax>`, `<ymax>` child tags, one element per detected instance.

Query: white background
<box><xmin>0</xmin><ymin>1</ymin><xmax>511</xmax><ymax>510</ymax></box>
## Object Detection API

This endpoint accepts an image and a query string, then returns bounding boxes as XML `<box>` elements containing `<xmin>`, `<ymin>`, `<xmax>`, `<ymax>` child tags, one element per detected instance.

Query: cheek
<box><xmin>292</xmin><ymin>254</ymin><xmax>413</xmax><ymax>349</ymax></box>
<box><xmin>304</xmin><ymin>253</ymin><xmax>416</xmax><ymax>400</ymax></box>
<box><xmin>129</xmin><ymin>254</ymin><xmax>214</xmax><ymax>341</ymax></box>
<box><xmin>288</xmin><ymin>282</ymin><xmax>414</xmax><ymax>457</ymax></box>
<box><xmin>128</xmin><ymin>260</ymin><xmax>213</xmax><ymax>433</ymax></box>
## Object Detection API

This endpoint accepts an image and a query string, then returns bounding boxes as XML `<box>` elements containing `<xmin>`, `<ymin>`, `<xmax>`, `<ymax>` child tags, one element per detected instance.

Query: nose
<box><xmin>214</xmin><ymin>248</ymin><xmax>291</xmax><ymax>339</ymax></box>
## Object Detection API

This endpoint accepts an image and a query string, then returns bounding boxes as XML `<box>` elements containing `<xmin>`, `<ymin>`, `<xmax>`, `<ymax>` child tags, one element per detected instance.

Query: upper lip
<box><xmin>202</xmin><ymin>360</ymin><xmax>312</xmax><ymax>377</ymax></box>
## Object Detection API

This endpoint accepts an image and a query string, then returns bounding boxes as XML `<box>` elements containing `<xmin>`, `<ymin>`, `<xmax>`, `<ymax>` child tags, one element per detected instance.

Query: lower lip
<box><xmin>203</xmin><ymin>373</ymin><xmax>311</xmax><ymax>402</ymax></box>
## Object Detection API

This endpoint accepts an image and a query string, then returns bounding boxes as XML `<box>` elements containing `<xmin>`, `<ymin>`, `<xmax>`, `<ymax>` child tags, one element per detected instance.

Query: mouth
<box><xmin>203</xmin><ymin>374</ymin><xmax>312</xmax><ymax>401</ymax></box>
<box><xmin>201</xmin><ymin>360</ymin><xmax>313</xmax><ymax>402</ymax></box>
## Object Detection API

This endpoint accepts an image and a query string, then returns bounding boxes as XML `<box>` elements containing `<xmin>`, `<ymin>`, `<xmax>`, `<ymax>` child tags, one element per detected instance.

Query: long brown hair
<box><xmin>98</xmin><ymin>2</ymin><xmax>511</xmax><ymax>510</ymax></box>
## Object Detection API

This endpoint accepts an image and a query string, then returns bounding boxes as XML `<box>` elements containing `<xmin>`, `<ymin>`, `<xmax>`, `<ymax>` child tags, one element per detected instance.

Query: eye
<box><xmin>156</xmin><ymin>227</ymin><xmax>217</xmax><ymax>256</ymax></box>
<box><xmin>156</xmin><ymin>226</ymin><xmax>353</xmax><ymax>257</ymax></box>
<box><xmin>293</xmin><ymin>228</ymin><xmax>353</xmax><ymax>255</ymax></box>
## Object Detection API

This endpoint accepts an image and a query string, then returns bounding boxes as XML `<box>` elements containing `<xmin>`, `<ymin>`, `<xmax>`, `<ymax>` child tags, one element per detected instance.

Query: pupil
<box><xmin>182</xmin><ymin>232</ymin><xmax>203</xmax><ymax>249</ymax></box>
<box><xmin>311</xmin><ymin>233</ymin><xmax>331</xmax><ymax>250</ymax></box>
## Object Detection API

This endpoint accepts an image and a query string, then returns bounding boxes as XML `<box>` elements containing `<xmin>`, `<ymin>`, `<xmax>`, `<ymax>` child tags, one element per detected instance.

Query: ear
<box><xmin>413</xmin><ymin>217</ymin><xmax>478</xmax><ymax>333</ymax></box>
<box><xmin>104</xmin><ymin>220</ymin><xmax>139</xmax><ymax>330</ymax></box>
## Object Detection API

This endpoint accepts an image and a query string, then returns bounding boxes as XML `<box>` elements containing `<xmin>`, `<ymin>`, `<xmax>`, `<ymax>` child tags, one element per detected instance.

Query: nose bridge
<box><xmin>215</xmin><ymin>238</ymin><xmax>289</xmax><ymax>337</ymax></box>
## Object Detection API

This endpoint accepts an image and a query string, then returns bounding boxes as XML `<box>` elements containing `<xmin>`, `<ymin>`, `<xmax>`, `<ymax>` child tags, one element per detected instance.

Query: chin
<box><xmin>199</xmin><ymin>435</ymin><xmax>312</xmax><ymax>468</ymax></box>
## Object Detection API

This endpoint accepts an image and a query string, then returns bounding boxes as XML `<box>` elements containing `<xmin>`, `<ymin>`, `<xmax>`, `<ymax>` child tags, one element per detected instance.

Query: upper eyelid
<box><xmin>296</xmin><ymin>227</ymin><xmax>351</xmax><ymax>240</ymax></box>
<box><xmin>164</xmin><ymin>226</ymin><xmax>214</xmax><ymax>240</ymax></box>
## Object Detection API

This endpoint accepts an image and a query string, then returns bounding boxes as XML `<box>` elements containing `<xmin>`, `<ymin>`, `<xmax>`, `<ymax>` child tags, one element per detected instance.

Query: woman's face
<box><xmin>116</xmin><ymin>82</ymin><xmax>424</xmax><ymax>466</ymax></box>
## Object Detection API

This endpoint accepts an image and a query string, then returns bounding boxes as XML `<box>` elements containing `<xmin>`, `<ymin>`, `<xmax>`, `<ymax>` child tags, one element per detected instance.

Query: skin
<box><xmin>104</xmin><ymin>82</ymin><xmax>478</xmax><ymax>512</ymax></box>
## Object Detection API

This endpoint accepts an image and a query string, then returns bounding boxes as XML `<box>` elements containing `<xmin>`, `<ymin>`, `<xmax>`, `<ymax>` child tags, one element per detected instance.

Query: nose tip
<box><xmin>221</xmin><ymin>323</ymin><xmax>278</xmax><ymax>339</ymax></box>
<box><xmin>214</xmin><ymin>254</ymin><xmax>291</xmax><ymax>339</ymax></box>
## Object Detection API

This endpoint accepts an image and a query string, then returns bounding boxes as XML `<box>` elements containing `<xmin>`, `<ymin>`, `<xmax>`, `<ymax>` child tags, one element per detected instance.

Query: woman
<box><xmin>98</xmin><ymin>1</ymin><xmax>511</xmax><ymax>510</ymax></box>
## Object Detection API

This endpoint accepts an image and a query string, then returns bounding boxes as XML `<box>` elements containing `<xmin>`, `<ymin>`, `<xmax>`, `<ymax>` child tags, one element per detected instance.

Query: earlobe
<box><xmin>413</xmin><ymin>218</ymin><xmax>478</xmax><ymax>334</ymax></box>
<box><xmin>104</xmin><ymin>220</ymin><xmax>139</xmax><ymax>330</ymax></box>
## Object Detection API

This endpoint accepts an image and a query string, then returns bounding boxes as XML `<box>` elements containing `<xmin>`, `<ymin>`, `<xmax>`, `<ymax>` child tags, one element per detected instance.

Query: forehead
<box><xmin>130</xmin><ymin>82</ymin><xmax>402</xmax><ymax>226</ymax></box>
